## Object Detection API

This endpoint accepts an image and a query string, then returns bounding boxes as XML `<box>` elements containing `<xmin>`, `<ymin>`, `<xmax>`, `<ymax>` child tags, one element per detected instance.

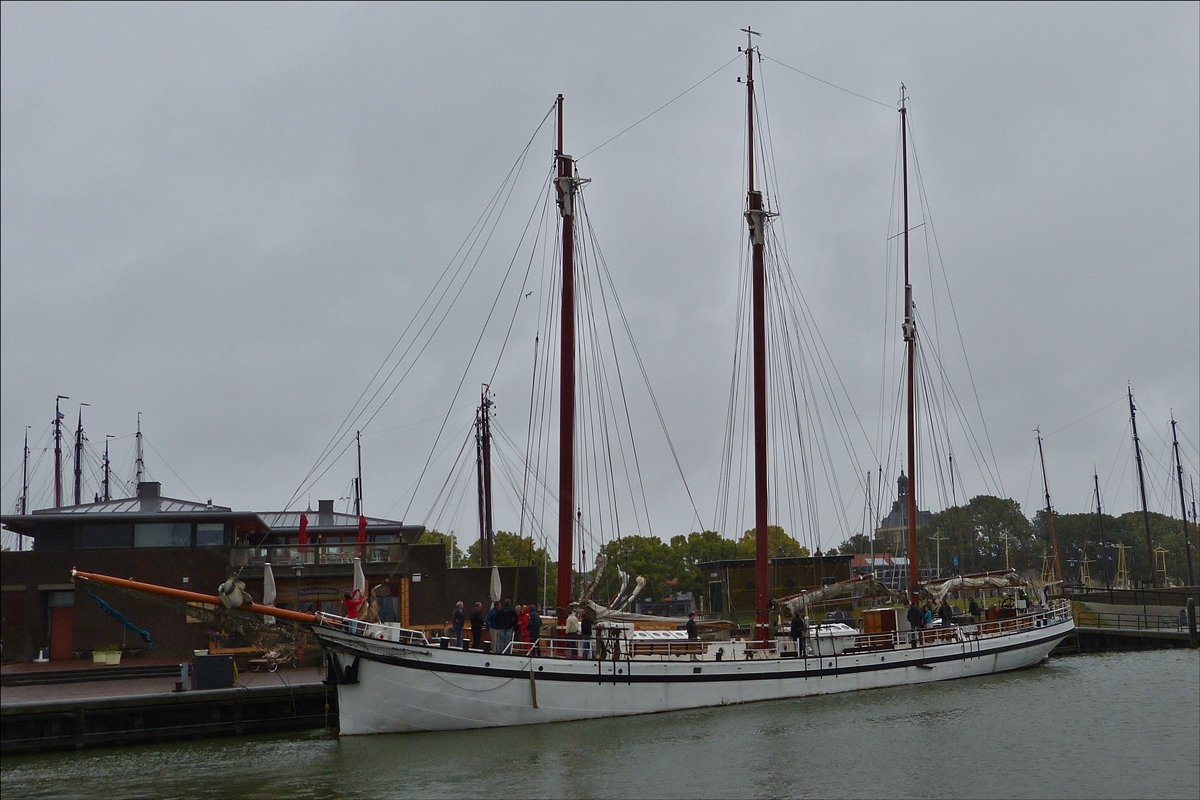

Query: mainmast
<box><xmin>900</xmin><ymin>88</ymin><xmax>920</xmax><ymax>600</ymax></box>
<box><xmin>476</xmin><ymin>385</ymin><xmax>495</xmax><ymax>568</ymax></box>
<box><xmin>1036</xmin><ymin>428</ymin><xmax>1062</xmax><ymax>584</ymax></box>
<box><xmin>1172</xmin><ymin>416</ymin><xmax>1197</xmax><ymax>586</ymax></box>
<box><xmin>54</xmin><ymin>395</ymin><xmax>68</xmax><ymax>508</ymax></box>
<box><xmin>1128</xmin><ymin>386</ymin><xmax>1158</xmax><ymax>587</ymax></box>
<box><xmin>73</xmin><ymin>405</ymin><xmax>88</xmax><ymax>506</ymax></box>
<box><xmin>741</xmin><ymin>27</ymin><xmax>771</xmax><ymax>644</ymax></box>
<box><xmin>555</xmin><ymin>94</ymin><xmax>580</xmax><ymax>627</ymax></box>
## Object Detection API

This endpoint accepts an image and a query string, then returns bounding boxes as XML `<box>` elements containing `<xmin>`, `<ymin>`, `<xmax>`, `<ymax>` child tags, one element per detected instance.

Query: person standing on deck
<box><xmin>565</xmin><ymin>608</ymin><xmax>581</xmax><ymax>657</ymax></box>
<box><xmin>528</xmin><ymin>604</ymin><xmax>542</xmax><ymax>656</ymax></box>
<box><xmin>485</xmin><ymin>601</ymin><xmax>500</xmax><ymax>653</ymax></box>
<box><xmin>496</xmin><ymin>599</ymin><xmax>517</xmax><ymax>654</ymax></box>
<box><xmin>580</xmin><ymin>609</ymin><xmax>594</xmax><ymax>659</ymax></box>
<box><xmin>517</xmin><ymin>604</ymin><xmax>530</xmax><ymax>652</ymax></box>
<box><xmin>451</xmin><ymin>601</ymin><xmax>466</xmax><ymax>647</ymax></box>
<box><xmin>470</xmin><ymin>601</ymin><xmax>485</xmax><ymax>650</ymax></box>
<box><xmin>343</xmin><ymin>589</ymin><xmax>364</xmax><ymax>634</ymax></box>
<box><xmin>968</xmin><ymin>596</ymin><xmax>981</xmax><ymax>621</ymax></box>
<box><xmin>907</xmin><ymin>598</ymin><xmax>923</xmax><ymax>644</ymax></box>
<box><xmin>790</xmin><ymin>609</ymin><xmax>806</xmax><ymax>656</ymax></box>
<box><xmin>922</xmin><ymin>602</ymin><xmax>934</xmax><ymax>627</ymax></box>
<box><xmin>938</xmin><ymin>598</ymin><xmax>954</xmax><ymax>626</ymax></box>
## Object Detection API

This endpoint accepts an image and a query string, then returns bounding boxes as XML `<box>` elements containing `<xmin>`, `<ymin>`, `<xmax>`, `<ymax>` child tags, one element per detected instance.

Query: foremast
<box><xmin>741</xmin><ymin>29</ymin><xmax>772</xmax><ymax>645</ymax></box>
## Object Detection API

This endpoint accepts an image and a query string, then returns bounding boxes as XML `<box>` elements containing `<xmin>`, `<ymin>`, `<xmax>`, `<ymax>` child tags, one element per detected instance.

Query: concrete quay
<box><xmin>1</xmin><ymin>659</ymin><xmax>336</xmax><ymax>754</ymax></box>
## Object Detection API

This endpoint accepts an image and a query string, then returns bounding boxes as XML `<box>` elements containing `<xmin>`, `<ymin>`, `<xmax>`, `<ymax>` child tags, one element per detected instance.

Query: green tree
<box><xmin>669</xmin><ymin>530</ymin><xmax>737</xmax><ymax>601</ymax></box>
<box><xmin>460</xmin><ymin>531</ymin><xmax>558</xmax><ymax>599</ymax></box>
<box><xmin>417</xmin><ymin>529</ymin><xmax>466</xmax><ymax>566</ymax></box>
<box><xmin>734</xmin><ymin>525</ymin><xmax>810</xmax><ymax>560</ymax></box>
<box><xmin>923</xmin><ymin>495</ymin><xmax>1035</xmax><ymax>574</ymax></box>
<box><xmin>593</xmin><ymin>535</ymin><xmax>681</xmax><ymax>605</ymax></box>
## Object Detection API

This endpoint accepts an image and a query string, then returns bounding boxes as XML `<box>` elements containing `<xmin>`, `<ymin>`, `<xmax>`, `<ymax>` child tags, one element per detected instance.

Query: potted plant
<box><xmin>94</xmin><ymin>644</ymin><xmax>122</xmax><ymax>665</ymax></box>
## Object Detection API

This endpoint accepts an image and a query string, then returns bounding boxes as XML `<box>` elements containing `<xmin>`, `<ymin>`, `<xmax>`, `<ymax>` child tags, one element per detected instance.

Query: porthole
<box><xmin>485</xmin><ymin>662</ymin><xmax>490</xmax><ymax>667</ymax></box>
<box><xmin>538</xmin><ymin>666</ymin><xmax>544</xmax><ymax>671</ymax></box>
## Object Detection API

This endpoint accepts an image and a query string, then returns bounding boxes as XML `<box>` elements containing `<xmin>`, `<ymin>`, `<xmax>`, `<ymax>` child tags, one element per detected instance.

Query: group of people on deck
<box><xmin>907</xmin><ymin>597</ymin><xmax>957</xmax><ymax>634</ymax></box>
<box><xmin>449</xmin><ymin>601</ymin><xmax>603</xmax><ymax>657</ymax></box>
<box><xmin>449</xmin><ymin>599</ymin><xmax>544</xmax><ymax>655</ymax></box>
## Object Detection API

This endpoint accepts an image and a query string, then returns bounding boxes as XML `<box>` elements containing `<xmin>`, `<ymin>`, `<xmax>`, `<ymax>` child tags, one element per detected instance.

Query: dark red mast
<box><xmin>742</xmin><ymin>28</ymin><xmax>771</xmax><ymax>644</ymax></box>
<box><xmin>901</xmin><ymin>91</ymin><xmax>921</xmax><ymax>601</ymax></box>
<box><xmin>555</xmin><ymin>94</ymin><xmax>579</xmax><ymax>629</ymax></box>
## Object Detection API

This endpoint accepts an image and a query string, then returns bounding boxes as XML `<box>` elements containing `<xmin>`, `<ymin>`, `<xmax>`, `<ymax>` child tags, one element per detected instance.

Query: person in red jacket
<box><xmin>517</xmin><ymin>605</ymin><xmax>530</xmax><ymax>653</ymax></box>
<box><xmin>343</xmin><ymin>589</ymin><xmax>364</xmax><ymax>633</ymax></box>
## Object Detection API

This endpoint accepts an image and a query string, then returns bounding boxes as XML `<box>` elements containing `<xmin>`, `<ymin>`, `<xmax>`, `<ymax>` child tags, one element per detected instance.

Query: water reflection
<box><xmin>3</xmin><ymin>650</ymin><xmax>1196</xmax><ymax>800</ymax></box>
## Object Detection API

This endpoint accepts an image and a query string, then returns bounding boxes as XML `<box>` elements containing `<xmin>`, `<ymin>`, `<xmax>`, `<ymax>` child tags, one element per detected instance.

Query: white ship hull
<box><xmin>314</xmin><ymin>607</ymin><xmax>1075</xmax><ymax>735</ymax></box>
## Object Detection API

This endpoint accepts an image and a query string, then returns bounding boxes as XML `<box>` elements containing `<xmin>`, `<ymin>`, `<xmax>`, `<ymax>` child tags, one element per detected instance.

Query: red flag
<box><xmin>298</xmin><ymin>513</ymin><xmax>309</xmax><ymax>552</ymax></box>
<box><xmin>357</xmin><ymin>514</ymin><xmax>367</xmax><ymax>545</ymax></box>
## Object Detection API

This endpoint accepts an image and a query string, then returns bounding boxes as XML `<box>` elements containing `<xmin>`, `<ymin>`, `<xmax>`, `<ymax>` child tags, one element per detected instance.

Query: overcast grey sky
<box><xmin>3</xmin><ymin>2</ymin><xmax>1197</xmax><ymax>555</ymax></box>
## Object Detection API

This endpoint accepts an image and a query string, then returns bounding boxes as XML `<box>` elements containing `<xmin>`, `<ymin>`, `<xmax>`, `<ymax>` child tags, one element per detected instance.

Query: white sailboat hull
<box><xmin>315</xmin><ymin>610</ymin><xmax>1074</xmax><ymax>735</ymax></box>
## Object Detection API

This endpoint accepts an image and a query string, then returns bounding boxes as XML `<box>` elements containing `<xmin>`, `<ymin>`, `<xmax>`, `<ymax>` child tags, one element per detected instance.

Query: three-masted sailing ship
<box><xmin>76</xmin><ymin>38</ymin><xmax>1074</xmax><ymax>735</ymax></box>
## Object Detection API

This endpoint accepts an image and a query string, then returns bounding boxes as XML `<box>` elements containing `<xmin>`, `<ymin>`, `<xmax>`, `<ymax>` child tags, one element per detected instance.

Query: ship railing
<box><xmin>958</xmin><ymin>602</ymin><xmax>1071</xmax><ymax>641</ymax></box>
<box><xmin>313</xmin><ymin>612</ymin><xmax>429</xmax><ymax>645</ymax></box>
<box><xmin>1072</xmin><ymin>608</ymin><xmax>1188</xmax><ymax>632</ymax></box>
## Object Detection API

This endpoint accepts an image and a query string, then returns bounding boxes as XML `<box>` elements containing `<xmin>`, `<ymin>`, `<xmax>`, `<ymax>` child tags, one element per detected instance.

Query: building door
<box><xmin>46</xmin><ymin>590</ymin><xmax>75</xmax><ymax>661</ymax></box>
<box><xmin>49</xmin><ymin>607</ymin><xmax>74</xmax><ymax>661</ymax></box>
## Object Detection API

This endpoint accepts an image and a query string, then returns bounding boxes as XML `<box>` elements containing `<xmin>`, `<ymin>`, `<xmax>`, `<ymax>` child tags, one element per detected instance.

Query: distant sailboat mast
<box><xmin>355</xmin><ymin>429</ymin><xmax>364</xmax><ymax>516</ymax></box>
<box><xmin>135</xmin><ymin>412</ymin><xmax>145</xmax><ymax>486</ymax></box>
<box><xmin>20</xmin><ymin>426</ymin><xmax>30</xmax><ymax>515</ymax></box>
<box><xmin>900</xmin><ymin>88</ymin><xmax>921</xmax><ymax>601</ymax></box>
<box><xmin>1036</xmin><ymin>428</ymin><xmax>1062</xmax><ymax>583</ymax></box>
<box><xmin>102</xmin><ymin>435</ymin><xmax>113</xmax><ymax>502</ymax></box>
<box><xmin>1092</xmin><ymin>471</ymin><xmax>1106</xmax><ymax>587</ymax></box>
<box><xmin>1128</xmin><ymin>386</ymin><xmax>1158</xmax><ymax>587</ymax></box>
<box><xmin>54</xmin><ymin>395</ymin><xmax>68</xmax><ymax>508</ymax></box>
<box><xmin>1171</xmin><ymin>416</ymin><xmax>1197</xmax><ymax>586</ymax></box>
<box><xmin>73</xmin><ymin>404</ymin><xmax>89</xmax><ymax>506</ymax></box>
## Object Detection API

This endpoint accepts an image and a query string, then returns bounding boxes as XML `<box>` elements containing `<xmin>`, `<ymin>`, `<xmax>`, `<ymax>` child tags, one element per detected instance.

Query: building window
<box><xmin>134</xmin><ymin>523</ymin><xmax>191</xmax><ymax>547</ymax></box>
<box><xmin>76</xmin><ymin>524</ymin><xmax>133</xmax><ymax>549</ymax></box>
<box><xmin>784</xmin><ymin>579</ymin><xmax>796</xmax><ymax>589</ymax></box>
<box><xmin>744</xmin><ymin>581</ymin><xmax>755</xmax><ymax>591</ymax></box>
<box><xmin>196</xmin><ymin>523</ymin><xmax>225</xmax><ymax>547</ymax></box>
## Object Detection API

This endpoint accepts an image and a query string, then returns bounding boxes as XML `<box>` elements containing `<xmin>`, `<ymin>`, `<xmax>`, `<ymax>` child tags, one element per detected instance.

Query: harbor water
<box><xmin>2</xmin><ymin>649</ymin><xmax>1197</xmax><ymax>799</ymax></box>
